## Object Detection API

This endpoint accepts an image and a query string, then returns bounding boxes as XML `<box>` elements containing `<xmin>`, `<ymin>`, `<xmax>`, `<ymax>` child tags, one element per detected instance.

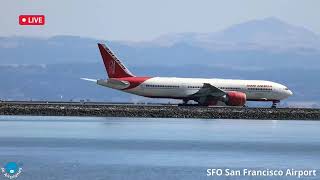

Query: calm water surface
<box><xmin>0</xmin><ymin>116</ymin><xmax>319</xmax><ymax>179</ymax></box>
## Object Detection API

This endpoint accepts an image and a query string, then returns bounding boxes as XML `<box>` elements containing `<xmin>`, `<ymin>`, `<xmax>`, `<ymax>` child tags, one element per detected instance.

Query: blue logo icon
<box><xmin>1</xmin><ymin>162</ymin><xmax>22</xmax><ymax>179</ymax></box>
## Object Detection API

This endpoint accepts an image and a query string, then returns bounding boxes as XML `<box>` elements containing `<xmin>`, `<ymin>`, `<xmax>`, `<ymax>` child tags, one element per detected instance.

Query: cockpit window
<box><xmin>285</xmin><ymin>88</ymin><xmax>289</xmax><ymax>90</ymax></box>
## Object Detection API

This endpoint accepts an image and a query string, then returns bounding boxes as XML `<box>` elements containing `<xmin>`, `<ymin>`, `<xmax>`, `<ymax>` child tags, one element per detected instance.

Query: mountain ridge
<box><xmin>0</xmin><ymin>17</ymin><xmax>320</xmax><ymax>69</ymax></box>
<box><xmin>151</xmin><ymin>17</ymin><xmax>320</xmax><ymax>51</ymax></box>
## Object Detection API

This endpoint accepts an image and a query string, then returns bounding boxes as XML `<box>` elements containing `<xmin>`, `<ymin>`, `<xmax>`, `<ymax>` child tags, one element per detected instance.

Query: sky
<box><xmin>1</xmin><ymin>0</ymin><xmax>320</xmax><ymax>41</ymax></box>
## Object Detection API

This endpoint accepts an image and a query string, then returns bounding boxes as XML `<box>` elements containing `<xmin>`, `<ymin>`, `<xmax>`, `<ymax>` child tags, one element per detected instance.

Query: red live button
<box><xmin>19</xmin><ymin>15</ymin><xmax>45</xmax><ymax>25</ymax></box>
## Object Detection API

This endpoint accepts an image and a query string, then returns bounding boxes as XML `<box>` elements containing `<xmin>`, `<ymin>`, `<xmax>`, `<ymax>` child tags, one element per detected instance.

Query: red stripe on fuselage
<box><xmin>115</xmin><ymin>77</ymin><xmax>151</xmax><ymax>90</ymax></box>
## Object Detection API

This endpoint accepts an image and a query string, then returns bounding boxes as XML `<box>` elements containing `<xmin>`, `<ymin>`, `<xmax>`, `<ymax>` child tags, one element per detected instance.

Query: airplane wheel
<box><xmin>271</xmin><ymin>100</ymin><xmax>279</xmax><ymax>108</ymax></box>
<box><xmin>182</xmin><ymin>99</ymin><xmax>189</xmax><ymax>105</ymax></box>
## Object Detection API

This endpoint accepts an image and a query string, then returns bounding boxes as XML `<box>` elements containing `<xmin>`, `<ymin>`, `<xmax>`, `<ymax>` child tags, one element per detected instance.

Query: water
<box><xmin>0</xmin><ymin>116</ymin><xmax>319</xmax><ymax>179</ymax></box>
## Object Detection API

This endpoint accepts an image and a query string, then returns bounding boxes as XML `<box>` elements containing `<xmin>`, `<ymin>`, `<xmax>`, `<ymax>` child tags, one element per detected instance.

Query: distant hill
<box><xmin>1</xmin><ymin>17</ymin><xmax>320</xmax><ymax>69</ymax></box>
<box><xmin>0</xmin><ymin>17</ymin><xmax>320</xmax><ymax>106</ymax></box>
<box><xmin>153</xmin><ymin>17</ymin><xmax>320</xmax><ymax>51</ymax></box>
<box><xmin>0</xmin><ymin>63</ymin><xmax>319</xmax><ymax>107</ymax></box>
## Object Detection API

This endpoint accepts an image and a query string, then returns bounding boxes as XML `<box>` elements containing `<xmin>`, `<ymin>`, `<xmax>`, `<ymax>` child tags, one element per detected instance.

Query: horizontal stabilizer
<box><xmin>80</xmin><ymin>78</ymin><xmax>97</xmax><ymax>82</ymax></box>
<box><xmin>96</xmin><ymin>78</ymin><xmax>130</xmax><ymax>89</ymax></box>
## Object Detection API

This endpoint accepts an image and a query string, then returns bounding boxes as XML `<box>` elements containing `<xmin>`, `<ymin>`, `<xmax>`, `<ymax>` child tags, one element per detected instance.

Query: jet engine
<box><xmin>224</xmin><ymin>91</ymin><xmax>247</xmax><ymax>106</ymax></box>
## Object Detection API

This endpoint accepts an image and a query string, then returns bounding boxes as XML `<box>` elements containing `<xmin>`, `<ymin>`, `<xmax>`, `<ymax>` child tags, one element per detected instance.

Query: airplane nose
<box><xmin>288</xmin><ymin>90</ymin><xmax>293</xmax><ymax>96</ymax></box>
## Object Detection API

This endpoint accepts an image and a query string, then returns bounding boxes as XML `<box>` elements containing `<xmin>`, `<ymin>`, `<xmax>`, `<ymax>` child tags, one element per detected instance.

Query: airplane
<box><xmin>82</xmin><ymin>43</ymin><xmax>293</xmax><ymax>108</ymax></box>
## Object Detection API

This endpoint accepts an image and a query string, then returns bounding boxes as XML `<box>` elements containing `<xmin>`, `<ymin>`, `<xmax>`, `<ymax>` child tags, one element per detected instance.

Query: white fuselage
<box><xmin>100</xmin><ymin>77</ymin><xmax>293</xmax><ymax>101</ymax></box>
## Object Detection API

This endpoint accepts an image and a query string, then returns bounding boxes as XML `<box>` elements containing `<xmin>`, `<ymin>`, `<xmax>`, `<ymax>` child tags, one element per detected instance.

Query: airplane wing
<box><xmin>191</xmin><ymin>83</ymin><xmax>226</xmax><ymax>98</ymax></box>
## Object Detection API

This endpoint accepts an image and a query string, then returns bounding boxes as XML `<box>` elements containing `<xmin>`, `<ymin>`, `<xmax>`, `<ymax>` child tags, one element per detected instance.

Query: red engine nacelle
<box><xmin>225</xmin><ymin>91</ymin><xmax>247</xmax><ymax>106</ymax></box>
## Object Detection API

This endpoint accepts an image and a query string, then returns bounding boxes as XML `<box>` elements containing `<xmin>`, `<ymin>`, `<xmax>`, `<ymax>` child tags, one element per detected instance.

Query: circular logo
<box><xmin>1</xmin><ymin>162</ymin><xmax>23</xmax><ymax>179</ymax></box>
<box><xmin>5</xmin><ymin>162</ymin><xmax>19</xmax><ymax>175</ymax></box>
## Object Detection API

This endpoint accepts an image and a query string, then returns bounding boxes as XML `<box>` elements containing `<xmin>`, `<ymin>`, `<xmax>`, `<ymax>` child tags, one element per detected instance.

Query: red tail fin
<box><xmin>97</xmin><ymin>43</ymin><xmax>134</xmax><ymax>78</ymax></box>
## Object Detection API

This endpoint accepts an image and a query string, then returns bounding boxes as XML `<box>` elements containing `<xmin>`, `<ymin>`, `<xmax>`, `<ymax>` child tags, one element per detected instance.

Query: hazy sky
<box><xmin>1</xmin><ymin>0</ymin><xmax>320</xmax><ymax>41</ymax></box>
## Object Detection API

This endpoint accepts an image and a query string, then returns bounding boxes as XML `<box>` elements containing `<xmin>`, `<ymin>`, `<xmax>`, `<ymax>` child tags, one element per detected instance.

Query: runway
<box><xmin>0</xmin><ymin>101</ymin><xmax>320</xmax><ymax>120</ymax></box>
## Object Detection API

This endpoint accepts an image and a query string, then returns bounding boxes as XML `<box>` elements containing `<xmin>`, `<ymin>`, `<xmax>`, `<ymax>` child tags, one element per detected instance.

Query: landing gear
<box><xmin>271</xmin><ymin>101</ymin><xmax>280</xmax><ymax>108</ymax></box>
<box><xmin>178</xmin><ymin>99</ymin><xmax>199</xmax><ymax>106</ymax></box>
<box><xmin>182</xmin><ymin>99</ymin><xmax>189</xmax><ymax>105</ymax></box>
